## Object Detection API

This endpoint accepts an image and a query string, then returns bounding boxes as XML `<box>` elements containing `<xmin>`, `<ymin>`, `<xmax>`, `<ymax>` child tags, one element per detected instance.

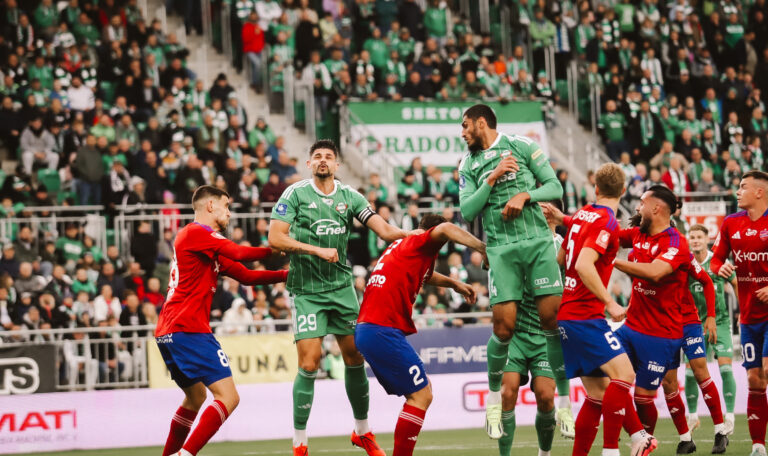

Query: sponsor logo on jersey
<box><xmin>366</xmin><ymin>274</ymin><xmax>386</xmax><ymax>287</ymax></box>
<box><xmin>322</xmin><ymin>198</ymin><xmax>333</xmax><ymax>205</ymax></box>
<box><xmin>531</xmin><ymin>149</ymin><xmax>544</xmax><ymax>160</ymax></box>
<box><xmin>686</xmin><ymin>336</ymin><xmax>703</xmax><ymax>346</ymax></box>
<box><xmin>761</xmin><ymin>229</ymin><xmax>768</xmax><ymax>241</ymax></box>
<box><xmin>308</xmin><ymin>202</ymin><xmax>317</xmax><ymax>209</ymax></box>
<box><xmin>310</xmin><ymin>219</ymin><xmax>347</xmax><ymax>235</ymax></box>
<box><xmin>732</xmin><ymin>231</ymin><xmax>741</xmax><ymax>239</ymax></box>
<box><xmin>597</xmin><ymin>230</ymin><xmax>610</xmax><ymax>249</ymax></box>
<box><xmin>574</xmin><ymin>210</ymin><xmax>602</xmax><ymax>223</ymax></box>
<box><xmin>276</xmin><ymin>203</ymin><xmax>287</xmax><ymax>215</ymax></box>
<box><xmin>484</xmin><ymin>150</ymin><xmax>497</xmax><ymax>160</ymax></box>
<box><xmin>633</xmin><ymin>283</ymin><xmax>656</xmax><ymax>296</ymax></box>
<box><xmin>335</xmin><ymin>202</ymin><xmax>348</xmax><ymax>213</ymax></box>
<box><xmin>534</xmin><ymin>277</ymin><xmax>549</xmax><ymax>286</ymax></box>
<box><xmin>647</xmin><ymin>361</ymin><xmax>664</xmax><ymax>373</ymax></box>
<box><xmin>747</xmin><ymin>229</ymin><xmax>758</xmax><ymax>237</ymax></box>
<box><xmin>733</xmin><ymin>250</ymin><xmax>768</xmax><ymax>263</ymax></box>
<box><xmin>694</xmin><ymin>347</ymin><xmax>705</xmax><ymax>355</ymax></box>
<box><xmin>614</xmin><ymin>408</ymin><xmax>626</xmax><ymax>416</ymax></box>
<box><xmin>650</xmin><ymin>378</ymin><xmax>660</xmax><ymax>385</ymax></box>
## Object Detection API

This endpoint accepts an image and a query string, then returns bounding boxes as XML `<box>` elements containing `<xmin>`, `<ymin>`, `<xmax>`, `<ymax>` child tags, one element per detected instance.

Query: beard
<box><xmin>639</xmin><ymin>215</ymin><xmax>652</xmax><ymax>234</ymax></box>
<box><xmin>314</xmin><ymin>169</ymin><xmax>332</xmax><ymax>179</ymax></box>
<box><xmin>466</xmin><ymin>135</ymin><xmax>483</xmax><ymax>153</ymax></box>
<box><xmin>217</xmin><ymin>216</ymin><xmax>230</xmax><ymax>231</ymax></box>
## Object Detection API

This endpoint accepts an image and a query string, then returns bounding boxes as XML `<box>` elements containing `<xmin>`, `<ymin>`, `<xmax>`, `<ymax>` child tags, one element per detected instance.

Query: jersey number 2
<box><xmin>409</xmin><ymin>365</ymin><xmax>425</xmax><ymax>386</ymax></box>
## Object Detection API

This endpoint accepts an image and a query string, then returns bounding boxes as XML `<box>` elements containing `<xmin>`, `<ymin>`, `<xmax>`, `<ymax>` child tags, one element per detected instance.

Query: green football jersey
<box><xmin>516</xmin><ymin>233</ymin><xmax>562</xmax><ymax>335</ymax></box>
<box><xmin>689</xmin><ymin>251</ymin><xmax>735</xmax><ymax>326</ymax></box>
<box><xmin>271</xmin><ymin>179</ymin><xmax>374</xmax><ymax>295</ymax></box>
<box><xmin>459</xmin><ymin>133</ymin><xmax>560</xmax><ymax>247</ymax></box>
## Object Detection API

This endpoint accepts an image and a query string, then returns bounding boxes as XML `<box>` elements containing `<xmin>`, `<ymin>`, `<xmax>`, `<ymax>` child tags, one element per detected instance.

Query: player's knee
<box><xmin>501</xmin><ymin>386</ymin><xmax>518</xmax><ymax>409</ymax></box>
<box><xmin>492</xmin><ymin>323</ymin><xmax>513</xmax><ymax>341</ymax></box>
<box><xmin>535</xmin><ymin>389</ymin><xmax>555</xmax><ymax>409</ymax></box>
<box><xmin>661</xmin><ymin>376</ymin><xmax>678</xmax><ymax>394</ymax></box>
<box><xmin>748</xmin><ymin>369</ymin><xmax>767</xmax><ymax>389</ymax></box>
<box><xmin>299</xmin><ymin>357</ymin><xmax>321</xmax><ymax>372</ymax></box>
<box><xmin>187</xmin><ymin>390</ymin><xmax>207</xmax><ymax>411</ymax></box>
<box><xmin>229</xmin><ymin>390</ymin><xmax>240</xmax><ymax>411</ymax></box>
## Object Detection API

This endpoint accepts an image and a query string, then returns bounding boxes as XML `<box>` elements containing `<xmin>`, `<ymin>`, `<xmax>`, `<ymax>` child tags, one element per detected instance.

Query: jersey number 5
<box><xmin>565</xmin><ymin>224</ymin><xmax>582</xmax><ymax>270</ymax></box>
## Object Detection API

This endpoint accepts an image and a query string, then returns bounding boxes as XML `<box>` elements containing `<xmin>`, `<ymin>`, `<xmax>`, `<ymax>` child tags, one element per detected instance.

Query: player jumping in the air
<box><xmin>543</xmin><ymin>163</ymin><xmax>656</xmax><ymax>456</ymax></box>
<box><xmin>156</xmin><ymin>186</ymin><xmax>288</xmax><ymax>456</ymax></box>
<box><xmin>268</xmin><ymin>140</ymin><xmax>411</xmax><ymax>456</ymax></box>
<box><xmin>684</xmin><ymin>225</ymin><xmax>738</xmax><ymax>435</ymax></box>
<box><xmin>710</xmin><ymin>170</ymin><xmax>768</xmax><ymax>456</ymax></box>
<box><xmin>458</xmin><ymin>104</ymin><xmax>573</xmax><ymax>440</ymax></box>
<box><xmin>659</xmin><ymin>251</ymin><xmax>726</xmax><ymax>454</ymax></box>
<box><xmin>612</xmin><ymin>186</ymin><xmax>691</xmax><ymax>438</ymax></box>
<box><xmin>355</xmin><ymin>214</ymin><xmax>481</xmax><ymax>456</ymax></box>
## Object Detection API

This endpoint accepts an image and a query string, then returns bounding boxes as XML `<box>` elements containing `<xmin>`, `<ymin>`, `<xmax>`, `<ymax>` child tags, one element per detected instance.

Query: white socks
<box><xmin>601</xmin><ymin>449</ymin><xmax>620</xmax><ymax>456</ymax></box>
<box><xmin>487</xmin><ymin>390</ymin><xmax>502</xmax><ymax>406</ymax></box>
<box><xmin>293</xmin><ymin>429</ymin><xmax>307</xmax><ymax>447</ymax></box>
<box><xmin>679</xmin><ymin>431</ymin><xmax>691</xmax><ymax>442</ymax></box>
<box><xmin>355</xmin><ymin>419</ymin><xmax>370</xmax><ymax>435</ymax></box>
<box><xmin>539</xmin><ymin>449</ymin><xmax>552</xmax><ymax>456</ymax></box>
<box><xmin>714</xmin><ymin>423</ymin><xmax>725</xmax><ymax>435</ymax></box>
<box><xmin>178</xmin><ymin>450</ymin><xmax>193</xmax><ymax>456</ymax></box>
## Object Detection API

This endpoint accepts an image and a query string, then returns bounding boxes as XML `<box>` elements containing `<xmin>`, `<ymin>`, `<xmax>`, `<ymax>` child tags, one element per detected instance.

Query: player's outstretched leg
<box><xmin>177</xmin><ymin>377</ymin><xmax>239</xmax><ymax>456</ymax></box>
<box><xmin>719</xmin><ymin>363</ymin><xmax>736</xmax><ymax>434</ymax></box>
<box><xmin>684</xmin><ymin>367</ymin><xmax>700</xmax><ymax>432</ymax></box>
<box><xmin>487</xmin><ymin>302</ymin><xmax>516</xmax><ymax>440</ymax></box>
<box><xmin>163</xmin><ymin>384</ymin><xmax>205</xmax><ymax>456</ymax></box>
<box><xmin>393</xmin><ymin>383</ymin><xmax>432</xmax><ymax>456</ymax></box>
<box><xmin>293</xmin><ymin>339</ymin><xmax>321</xmax><ymax>456</ymax></box>
<box><xmin>662</xmin><ymin>370</ymin><xmax>695</xmax><ymax>455</ymax></box>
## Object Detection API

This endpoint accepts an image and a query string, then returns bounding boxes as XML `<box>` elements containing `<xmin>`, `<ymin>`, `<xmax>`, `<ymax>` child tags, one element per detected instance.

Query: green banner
<box><xmin>348</xmin><ymin>100</ymin><xmax>543</xmax><ymax>125</ymax></box>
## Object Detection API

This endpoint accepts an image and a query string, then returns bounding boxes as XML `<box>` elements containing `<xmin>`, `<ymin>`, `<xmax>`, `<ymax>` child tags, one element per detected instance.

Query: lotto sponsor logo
<box><xmin>733</xmin><ymin>250</ymin><xmax>768</xmax><ymax>263</ymax></box>
<box><xmin>564</xmin><ymin>276</ymin><xmax>578</xmax><ymax>289</ymax></box>
<box><xmin>574</xmin><ymin>210</ymin><xmax>602</xmax><ymax>223</ymax></box>
<box><xmin>311</xmin><ymin>219</ymin><xmax>347</xmax><ymax>235</ymax></box>
<box><xmin>366</xmin><ymin>274</ymin><xmax>386</xmax><ymax>287</ymax></box>
<box><xmin>633</xmin><ymin>284</ymin><xmax>657</xmax><ymax>296</ymax></box>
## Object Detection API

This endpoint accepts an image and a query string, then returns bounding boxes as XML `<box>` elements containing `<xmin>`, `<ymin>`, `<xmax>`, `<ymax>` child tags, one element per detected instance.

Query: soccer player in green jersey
<box><xmin>458</xmin><ymin>104</ymin><xmax>570</xmax><ymax>439</ymax></box>
<box><xmin>498</xmin><ymin>213</ymin><xmax>563</xmax><ymax>456</ymax></box>
<box><xmin>685</xmin><ymin>224</ymin><xmax>739</xmax><ymax>436</ymax></box>
<box><xmin>268</xmin><ymin>140</ymin><xmax>410</xmax><ymax>456</ymax></box>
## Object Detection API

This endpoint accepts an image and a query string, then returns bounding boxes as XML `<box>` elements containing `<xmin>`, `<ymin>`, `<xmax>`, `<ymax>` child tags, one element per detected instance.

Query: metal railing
<box><xmin>0</xmin><ymin>214</ymin><xmax>107</xmax><ymax>257</ymax></box>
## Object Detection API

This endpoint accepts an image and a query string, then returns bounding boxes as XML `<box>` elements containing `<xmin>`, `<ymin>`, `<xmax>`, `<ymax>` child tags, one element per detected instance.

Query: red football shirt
<box><xmin>358</xmin><ymin>229</ymin><xmax>442</xmax><ymax>334</ymax></box>
<box><xmin>682</xmin><ymin>253</ymin><xmax>716</xmax><ymax>325</ymax></box>
<box><xmin>711</xmin><ymin>209</ymin><xmax>768</xmax><ymax>324</ymax></box>
<box><xmin>620</xmin><ymin>226</ymin><xmax>691</xmax><ymax>339</ymax></box>
<box><xmin>558</xmin><ymin>204</ymin><xmax>620</xmax><ymax>321</ymax></box>
<box><xmin>156</xmin><ymin>223</ymin><xmax>271</xmax><ymax>336</ymax></box>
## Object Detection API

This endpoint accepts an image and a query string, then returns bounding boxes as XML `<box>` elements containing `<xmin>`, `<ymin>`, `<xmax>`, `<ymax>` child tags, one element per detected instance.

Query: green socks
<box><xmin>488</xmin><ymin>334</ymin><xmax>511</xmax><ymax>392</ymax></box>
<box><xmin>544</xmin><ymin>330</ymin><xmax>567</xmax><ymax>390</ymax></box>
<box><xmin>293</xmin><ymin>367</ymin><xmax>317</xmax><ymax>430</ymax></box>
<box><xmin>498</xmin><ymin>409</ymin><xmax>516</xmax><ymax>456</ymax></box>
<box><xmin>344</xmin><ymin>363</ymin><xmax>370</xmax><ymax>420</ymax></box>
<box><xmin>535</xmin><ymin>408</ymin><xmax>556</xmax><ymax>452</ymax></box>
<box><xmin>685</xmin><ymin>368</ymin><xmax>698</xmax><ymax>413</ymax></box>
<box><xmin>720</xmin><ymin>364</ymin><xmax>736</xmax><ymax>413</ymax></box>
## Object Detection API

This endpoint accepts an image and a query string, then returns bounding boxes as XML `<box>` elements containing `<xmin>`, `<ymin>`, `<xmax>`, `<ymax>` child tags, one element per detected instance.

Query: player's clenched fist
<box><xmin>453</xmin><ymin>281</ymin><xmax>477</xmax><ymax>305</ymax></box>
<box><xmin>717</xmin><ymin>261</ymin><xmax>736</xmax><ymax>279</ymax></box>
<box><xmin>316</xmin><ymin>247</ymin><xmax>339</xmax><ymax>263</ymax></box>
<box><xmin>502</xmin><ymin>192</ymin><xmax>530</xmax><ymax>220</ymax></box>
<box><xmin>605</xmin><ymin>300</ymin><xmax>626</xmax><ymax>322</ymax></box>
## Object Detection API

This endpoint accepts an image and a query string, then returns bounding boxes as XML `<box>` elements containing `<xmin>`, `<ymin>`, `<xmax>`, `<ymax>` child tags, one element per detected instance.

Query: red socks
<box><xmin>634</xmin><ymin>393</ymin><xmax>658</xmax><ymax>435</ymax></box>
<box><xmin>748</xmin><ymin>388</ymin><xmax>768</xmax><ymax>445</ymax></box>
<box><xmin>163</xmin><ymin>407</ymin><xmax>198</xmax><ymax>456</ymax></box>
<box><xmin>665</xmin><ymin>390</ymin><xmax>689</xmax><ymax>435</ymax></box>
<box><xmin>603</xmin><ymin>380</ymin><xmax>633</xmax><ymax>449</ymax></box>
<box><xmin>183</xmin><ymin>400</ymin><xmax>230</xmax><ymax>455</ymax></box>
<box><xmin>393</xmin><ymin>403</ymin><xmax>426</xmax><ymax>456</ymax></box>
<box><xmin>699</xmin><ymin>377</ymin><xmax>724</xmax><ymax>425</ymax></box>
<box><xmin>573</xmin><ymin>396</ymin><xmax>602</xmax><ymax>456</ymax></box>
<box><xmin>622</xmin><ymin>391</ymin><xmax>645</xmax><ymax>435</ymax></box>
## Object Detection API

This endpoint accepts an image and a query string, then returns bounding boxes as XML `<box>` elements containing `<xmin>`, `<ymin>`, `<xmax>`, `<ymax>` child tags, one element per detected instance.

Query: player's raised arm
<box><xmin>428</xmin><ymin>222</ymin><xmax>486</xmax><ymax>256</ymax></box>
<box><xmin>268</xmin><ymin>219</ymin><xmax>339</xmax><ymax>263</ymax></box>
<box><xmin>426</xmin><ymin>271</ymin><xmax>477</xmax><ymax>305</ymax></box>
<box><xmin>576</xmin><ymin>247</ymin><xmax>625</xmax><ymax>321</ymax></box>
<box><xmin>218</xmin><ymin>256</ymin><xmax>289</xmax><ymax>285</ymax></box>
<box><xmin>501</xmin><ymin>143</ymin><xmax>561</xmax><ymax>220</ymax></box>
<box><xmin>364</xmin><ymin>212</ymin><xmax>408</xmax><ymax>242</ymax></box>
<box><xmin>614</xmin><ymin>257</ymin><xmax>675</xmax><ymax>283</ymax></box>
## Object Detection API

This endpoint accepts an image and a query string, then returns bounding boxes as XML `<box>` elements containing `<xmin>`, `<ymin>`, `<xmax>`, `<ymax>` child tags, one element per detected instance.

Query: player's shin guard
<box><xmin>163</xmin><ymin>406</ymin><xmax>198</xmax><ymax>456</ymax></box>
<box><xmin>748</xmin><ymin>388</ymin><xmax>768</xmax><ymax>445</ymax></box>
<box><xmin>719</xmin><ymin>365</ymin><xmax>736</xmax><ymax>414</ymax></box>
<box><xmin>603</xmin><ymin>379</ymin><xmax>632</xmax><ymax>449</ymax></box>
<box><xmin>182</xmin><ymin>400</ymin><xmax>229</xmax><ymax>455</ymax></box>
<box><xmin>664</xmin><ymin>390</ymin><xmax>690</xmax><ymax>438</ymax></box>
<box><xmin>685</xmin><ymin>368</ymin><xmax>699</xmax><ymax>414</ymax></box>
<box><xmin>699</xmin><ymin>377</ymin><xmax>724</xmax><ymax>425</ymax></box>
<box><xmin>293</xmin><ymin>368</ymin><xmax>317</xmax><ymax>433</ymax></box>
<box><xmin>634</xmin><ymin>393</ymin><xmax>659</xmax><ymax>435</ymax></box>
<box><xmin>498</xmin><ymin>410</ymin><xmax>516</xmax><ymax>456</ymax></box>
<box><xmin>393</xmin><ymin>403</ymin><xmax>425</xmax><ymax>456</ymax></box>
<box><xmin>344</xmin><ymin>364</ymin><xmax>370</xmax><ymax>423</ymax></box>
<box><xmin>544</xmin><ymin>330</ymin><xmax>567</xmax><ymax>389</ymax></box>
<box><xmin>487</xmin><ymin>334</ymin><xmax>510</xmax><ymax>392</ymax></box>
<box><xmin>536</xmin><ymin>408</ymin><xmax>556</xmax><ymax>452</ymax></box>
<box><xmin>573</xmin><ymin>396</ymin><xmax>602</xmax><ymax>456</ymax></box>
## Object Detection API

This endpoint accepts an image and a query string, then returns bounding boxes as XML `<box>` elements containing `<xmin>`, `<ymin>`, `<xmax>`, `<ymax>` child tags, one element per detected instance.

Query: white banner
<box><xmin>0</xmin><ymin>365</ymin><xmax>747</xmax><ymax>453</ymax></box>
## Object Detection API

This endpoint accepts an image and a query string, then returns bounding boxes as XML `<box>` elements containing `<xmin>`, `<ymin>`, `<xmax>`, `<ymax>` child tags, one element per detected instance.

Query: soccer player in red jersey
<box><xmin>611</xmin><ymin>186</ymin><xmax>692</xmax><ymax>440</ymax></box>
<box><xmin>710</xmin><ymin>170</ymin><xmax>768</xmax><ymax>456</ymax></box>
<box><xmin>355</xmin><ymin>214</ymin><xmax>482</xmax><ymax>456</ymax></box>
<box><xmin>543</xmin><ymin>163</ymin><xmax>656</xmax><ymax>456</ymax></box>
<box><xmin>155</xmin><ymin>186</ymin><xmax>288</xmax><ymax>456</ymax></box>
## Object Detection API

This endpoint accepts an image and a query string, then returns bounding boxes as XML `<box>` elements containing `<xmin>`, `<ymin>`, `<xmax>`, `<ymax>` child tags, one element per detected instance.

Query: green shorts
<box><xmin>504</xmin><ymin>330</ymin><xmax>554</xmax><ymax>386</ymax></box>
<box><xmin>707</xmin><ymin>322</ymin><xmax>734</xmax><ymax>359</ymax></box>
<box><xmin>487</xmin><ymin>237</ymin><xmax>563</xmax><ymax>305</ymax></box>
<box><xmin>289</xmin><ymin>285</ymin><xmax>359</xmax><ymax>341</ymax></box>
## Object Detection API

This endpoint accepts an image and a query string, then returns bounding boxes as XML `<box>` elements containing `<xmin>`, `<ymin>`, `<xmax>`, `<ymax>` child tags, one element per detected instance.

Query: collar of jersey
<box><xmin>590</xmin><ymin>203</ymin><xmax>615</xmax><ymax>218</ymax></box>
<box><xmin>482</xmin><ymin>132</ymin><xmax>502</xmax><ymax>152</ymax></box>
<box><xmin>310</xmin><ymin>178</ymin><xmax>338</xmax><ymax>197</ymax></box>
<box><xmin>192</xmin><ymin>222</ymin><xmax>214</xmax><ymax>232</ymax></box>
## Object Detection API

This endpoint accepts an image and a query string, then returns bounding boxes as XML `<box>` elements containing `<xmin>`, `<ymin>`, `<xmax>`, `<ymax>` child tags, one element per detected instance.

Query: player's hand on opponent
<box><xmin>316</xmin><ymin>247</ymin><xmax>339</xmax><ymax>263</ymax></box>
<box><xmin>703</xmin><ymin>316</ymin><xmax>718</xmax><ymax>343</ymax></box>
<box><xmin>539</xmin><ymin>202</ymin><xmax>565</xmax><ymax>226</ymax></box>
<box><xmin>756</xmin><ymin>286</ymin><xmax>768</xmax><ymax>304</ymax></box>
<box><xmin>718</xmin><ymin>261</ymin><xmax>736</xmax><ymax>279</ymax></box>
<box><xmin>407</xmin><ymin>229</ymin><xmax>426</xmax><ymax>236</ymax></box>
<box><xmin>454</xmin><ymin>281</ymin><xmax>477</xmax><ymax>305</ymax></box>
<box><xmin>487</xmin><ymin>155</ymin><xmax>519</xmax><ymax>185</ymax></box>
<box><xmin>502</xmin><ymin>192</ymin><xmax>530</xmax><ymax>220</ymax></box>
<box><xmin>605</xmin><ymin>300</ymin><xmax>626</xmax><ymax>322</ymax></box>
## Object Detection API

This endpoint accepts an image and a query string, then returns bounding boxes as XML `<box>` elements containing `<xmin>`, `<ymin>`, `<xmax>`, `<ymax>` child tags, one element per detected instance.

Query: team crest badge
<box><xmin>500</xmin><ymin>150</ymin><xmax>512</xmax><ymax>157</ymax></box>
<box><xmin>335</xmin><ymin>202</ymin><xmax>348</xmax><ymax>213</ymax></box>
<box><xmin>760</xmin><ymin>229</ymin><xmax>768</xmax><ymax>241</ymax></box>
<box><xmin>276</xmin><ymin>203</ymin><xmax>287</xmax><ymax>215</ymax></box>
<box><xmin>322</xmin><ymin>198</ymin><xmax>333</xmax><ymax>206</ymax></box>
<box><xmin>484</xmin><ymin>150</ymin><xmax>497</xmax><ymax>160</ymax></box>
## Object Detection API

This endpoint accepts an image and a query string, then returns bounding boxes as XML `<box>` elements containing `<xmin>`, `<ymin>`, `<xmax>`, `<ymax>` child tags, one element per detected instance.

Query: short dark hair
<box><xmin>192</xmin><ymin>185</ymin><xmax>229</xmax><ymax>209</ymax></box>
<box><xmin>742</xmin><ymin>170</ymin><xmax>768</xmax><ymax>183</ymax></box>
<box><xmin>418</xmin><ymin>213</ymin><xmax>448</xmax><ymax>230</ymax></box>
<box><xmin>463</xmin><ymin>104</ymin><xmax>497</xmax><ymax>129</ymax></box>
<box><xmin>648</xmin><ymin>185</ymin><xmax>682</xmax><ymax>213</ymax></box>
<box><xmin>689</xmin><ymin>224</ymin><xmax>709</xmax><ymax>236</ymax></box>
<box><xmin>309</xmin><ymin>139</ymin><xmax>339</xmax><ymax>157</ymax></box>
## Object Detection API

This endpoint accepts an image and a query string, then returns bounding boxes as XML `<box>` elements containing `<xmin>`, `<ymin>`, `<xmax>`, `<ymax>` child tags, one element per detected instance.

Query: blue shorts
<box><xmin>740</xmin><ymin>321</ymin><xmax>768</xmax><ymax>369</ymax></box>
<box><xmin>156</xmin><ymin>332</ymin><xmax>232</xmax><ymax>388</ymax></box>
<box><xmin>615</xmin><ymin>325</ymin><xmax>681</xmax><ymax>390</ymax></box>
<box><xmin>558</xmin><ymin>319</ymin><xmax>625</xmax><ymax>379</ymax></box>
<box><xmin>355</xmin><ymin>323</ymin><xmax>428</xmax><ymax>396</ymax></box>
<box><xmin>681</xmin><ymin>323</ymin><xmax>706</xmax><ymax>364</ymax></box>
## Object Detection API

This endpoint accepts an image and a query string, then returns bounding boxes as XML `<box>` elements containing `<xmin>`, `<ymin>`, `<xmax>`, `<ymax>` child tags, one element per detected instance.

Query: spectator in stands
<box><xmin>45</xmin><ymin>264</ymin><xmax>72</xmax><ymax>303</ymax></box>
<box><xmin>242</xmin><ymin>12</ymin><xmax>266</xmax><ymax>91</ymax></box>
<box><xmin>93</xmin><ymin>284</ymin><xmax>121</xmax><ymax>323</ymax></box>
<box><xmin>119</xmin><ymin>291</ymin><xmax>146</xmax><ymax>352</ymax></box>
<box><xmin>73</xmin><ymin>134</ymin><xmax>104</xmax><ymax>205</ymax></box>
<box><xmin>130</xmin><ymin>222</ymin><xmax>158</xmax><ymax>278</ymax></box>
<box><xmin>219</xmin><ymin>298</ymin><xmax>252</xmax><ymax>335</ymax></box>
<box><xmin>0</xmin><ymin>244</ymin><xmax>20</xmax><ymax>279</ymax></box>
<box><xmin>97</xmin><ymin>262</ymin><xmax>126</xmax><ymax>302</ymax></box>
<box><xmin>144</xmin><ymin>277</ymin><xmax>165</xmax><ymax>310</ymax></box>
<box><xmin>14</xmin><ymin>262</ymin><xmax>46</xmax><ymax>297</ymax></box>
<box><xmin>20</xmin><ymin>116</ymin><xmax>58</xmax><ymax>174</ymax></box>
<box><xmin>38</xmin><ymin>292</ymin><xmax>70</xmax><ymax>329</ymax></box>
<box><xmin>123</xmin><ymin>262</ymin><xmax>146</xmax><ymax>300</ymax></box>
